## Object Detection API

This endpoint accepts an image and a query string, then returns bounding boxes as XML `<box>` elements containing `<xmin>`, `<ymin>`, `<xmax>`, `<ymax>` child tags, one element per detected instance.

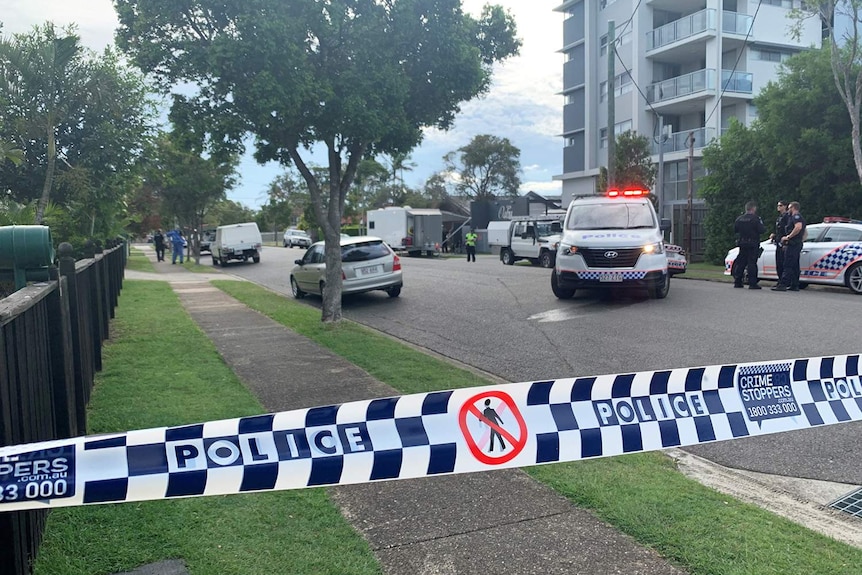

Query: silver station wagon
<box><xmin>290</xmin><ymin>236</ymin><xmax>403</xmax><ymax>299</ymax></box>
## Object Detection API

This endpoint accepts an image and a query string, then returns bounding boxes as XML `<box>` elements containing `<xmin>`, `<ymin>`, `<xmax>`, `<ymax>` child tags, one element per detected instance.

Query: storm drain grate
<box><xmin>829</xmin><ymin>488</ymin><xmax>862</xmax><ymax>518</ymax></box>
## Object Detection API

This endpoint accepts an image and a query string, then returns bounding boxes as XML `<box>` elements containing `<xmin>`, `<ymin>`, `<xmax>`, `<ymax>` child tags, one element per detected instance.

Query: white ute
<box><xmin>212</xmin><ymin>222</ymin><xmax>263</xmax><ymax>266</ymax></box>
<box><xmin>487</xmin><ymin>215</ymin><xmax>565</xmax><ymax>268</ymax></box>
<box><xmin>551</xmin><ymin>189</ymin><xmax>675</xmax><ymax>299</ymax></box>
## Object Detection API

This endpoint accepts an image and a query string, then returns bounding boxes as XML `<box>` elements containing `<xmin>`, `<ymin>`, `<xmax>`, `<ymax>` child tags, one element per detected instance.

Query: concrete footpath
<box><xmin>122</xmin><ymin>248</ymin><xmax>862</xmax><ymax>574</ymax></box>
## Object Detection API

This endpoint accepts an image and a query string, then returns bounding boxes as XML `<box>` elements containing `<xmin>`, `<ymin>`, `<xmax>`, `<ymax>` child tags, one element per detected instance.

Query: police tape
<box><xmin>2</xmin><ymin>354</ymin><xmax>860</xmax><ymax>512</ymax></box>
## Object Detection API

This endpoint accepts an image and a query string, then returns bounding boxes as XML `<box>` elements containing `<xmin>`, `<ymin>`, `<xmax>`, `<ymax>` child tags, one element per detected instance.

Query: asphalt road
<box><xmin>214</xmin><ymin>245</ymin><xmax>862</xmax><ymax>485</ymax></box>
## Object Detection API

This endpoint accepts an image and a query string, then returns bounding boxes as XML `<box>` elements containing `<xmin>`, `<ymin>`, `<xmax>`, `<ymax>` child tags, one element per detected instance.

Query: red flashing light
<box><xmin>606</xmin><ymin>187</ymin><xmax>649</xmax><ymax>198</ymax></box>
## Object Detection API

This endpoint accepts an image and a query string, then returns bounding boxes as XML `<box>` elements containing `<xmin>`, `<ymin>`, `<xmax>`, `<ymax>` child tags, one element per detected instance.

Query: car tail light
<box><xmin>393</xmin><ymin>254</ymin><xmax>401</xmax><ymax>271</ymax></box>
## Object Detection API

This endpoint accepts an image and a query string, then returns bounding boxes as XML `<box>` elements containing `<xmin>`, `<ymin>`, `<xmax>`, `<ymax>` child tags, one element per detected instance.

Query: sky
<box><xmin>0</xmin><ymin>0</ymin><xmax>564</xmax><ymax>209</ymax></box>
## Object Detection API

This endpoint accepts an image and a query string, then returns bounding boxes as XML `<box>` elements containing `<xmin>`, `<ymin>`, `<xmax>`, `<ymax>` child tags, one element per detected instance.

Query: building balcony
<box><xmin>647</xmin><ymin>69</ymin><xmax>715</xmax><ymax>105</ymax></box>
<box><xmin>646</xmin><ymin>9</ymin><xmax>716</xmax><ymax>52</ymax></box>
<box><xmin>647</xmin><ymin>69</ymin><xmax>753</xmax><ymax>107</ymax></box>
<box><xmin>721</xmin><ymin>70</ymin><xmax>753</xmax><ymax>95</ymax></box>
<box><xmin>652</xmin><ymin>127</ymin><xmax>716</xmax><ymax>155</ymax></box>
<box><xmin>646</xmin><ymin>10</ymin><xmax>754</xmax><ymax>60</ymax></box>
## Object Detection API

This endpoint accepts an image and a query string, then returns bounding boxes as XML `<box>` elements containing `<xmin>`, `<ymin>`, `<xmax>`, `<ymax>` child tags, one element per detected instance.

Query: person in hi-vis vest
<box><xmin>465</xmin><ymin>229</ymin><xmax>478</xmax><ymax>262</ymax></box>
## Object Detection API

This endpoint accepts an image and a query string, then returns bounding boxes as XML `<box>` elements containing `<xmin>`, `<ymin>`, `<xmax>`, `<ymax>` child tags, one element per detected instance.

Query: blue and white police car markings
<box><xmin>1</xmin><ymin>354</ymin><xmax>860</xmax><ymax>512</ymax></box>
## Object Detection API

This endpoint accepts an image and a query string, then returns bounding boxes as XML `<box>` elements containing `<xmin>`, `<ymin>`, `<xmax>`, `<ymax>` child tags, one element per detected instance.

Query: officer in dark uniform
<box><xmin>770</xmin><ymin>201</ymin><xmax>790</xmax><ymax>281</ymax></box>
<box><xmin>733</xmin><ymin>201</ymin><xmax>767</xmax><ymax>289</ymax></box>
<box><xmin>773</xmin><ymin>201</ymin><xmax>806</xmax><ymax>292</ymax></box>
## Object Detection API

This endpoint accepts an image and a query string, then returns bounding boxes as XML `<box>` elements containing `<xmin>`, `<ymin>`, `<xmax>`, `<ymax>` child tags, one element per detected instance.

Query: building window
<box><xmin>600</xmin><ymin>0</ymin><xmax>619</xmax><ymax>10</ymax></box>
<box><xmin>599</xmin><ymin>120</ymin><xmax>633</xmax><ymax>148</ymax></box>
<box><xmin>600</xmin><ymin>30</ymin><xmax>631</xmax><ymax>56</ymax></box>
<box><xmin>599</xmin><ymin>71</ymin><xmax>633</xmax><ymax>102</ymax></box>
<box><xmin>661</xmin><ymin>158</ymin><xmax>705</xmax><ymax>201</ymax></box>
<box><xmin>752</xmin><ymin>48</ymin><xmax>792</xmax><ymax>62</ymax></box>
<box><xmin>761</xmin><ymin>0</ymin><xmax>794</xmax><ymax>7</ymax></box>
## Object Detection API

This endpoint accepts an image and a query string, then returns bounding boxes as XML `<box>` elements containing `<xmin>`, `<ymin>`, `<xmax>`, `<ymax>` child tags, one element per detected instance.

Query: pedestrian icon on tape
<box><xmin>459</xmin><ymin>390</ymin><xmax>527</xmax><ymax>465</ymax></box>
<box><xmin>482</xmin><ymin>399</ymin><xmax>506</xmax><ymax>452</ymax></box>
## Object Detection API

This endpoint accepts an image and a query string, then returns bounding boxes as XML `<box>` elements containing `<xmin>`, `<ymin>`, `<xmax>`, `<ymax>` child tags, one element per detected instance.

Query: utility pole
<box><xmin>655</xmin><ymin>115</ymin><xmax>669</xmax><ymax>225</ymax></box>
<box><xmin>685</xmin><ymin>131</ymin><xmax>695</xmax><ymax>261</ymax></box>
<box><xmin>607</xmin><ymin>20</ymin><xmax>616</xmax><ymax>190</ymax></box>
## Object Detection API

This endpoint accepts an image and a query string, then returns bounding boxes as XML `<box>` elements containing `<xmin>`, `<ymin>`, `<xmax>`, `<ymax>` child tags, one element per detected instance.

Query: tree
<box><xmin>699</xmin><ymin>121</ymin><xmax>775</xmax><ymax>264</ymax></box>
<box><xmin>144</xmin><ymin>132</ymin><xmax>238</xmax><ymax>263</ymax></box>
<box><xmin>792</xmin><ymin>0</ymin><xmax>862</xmax><ymax>183</ymax></box>
<box><xmin>444</xmin><ymin>134</ymin><xmax>521</xmax><ymax>199</ymax></box>
<box><xmin>595</xmin><ymin>131</ymin><xmax>656</xmax><ymax>193</ymax></box>
<box><xmin>0</xmin><ymin>24</ymin><xmax>85</xmax><ymax>223</ymax></box>
<box><xmin>116</xmin><ymin>0</ymin><xmax>520</xmax><ymax>322</ymax></box>
<box><xmin>793</xmin><ymin>0</ymin><xmax>862</xmax><ymax>186</ymax></box>
<box><xmin>754</xmin><ymin>47</ymin><xmax>860</xmax><ymax>218</ymax></box>
<box><xmin>0</xmin><ymin>24</ymin><xmax>156</xmax><ymax>238</ymax></box>
<box><xmin>699</xmin><ymin>47</ymin><xmax>861</xmax><ymax>263</ymax></box>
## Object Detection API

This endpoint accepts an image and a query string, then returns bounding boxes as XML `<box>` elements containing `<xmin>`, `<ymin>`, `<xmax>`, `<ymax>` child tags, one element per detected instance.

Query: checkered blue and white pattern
<box><xmin>2</xmin><ymin>355</ymin><xmax>860</xmax><ymax>512</ymax></box>
<box><xmin>811</xmin><ymin>244</ymin><xmax>862</xmax><ymax>272</ymax></box>
<box><xmin>576</xmin><ymin>271</ymin><xmax>648</xmax><ymax>281</ymax></box>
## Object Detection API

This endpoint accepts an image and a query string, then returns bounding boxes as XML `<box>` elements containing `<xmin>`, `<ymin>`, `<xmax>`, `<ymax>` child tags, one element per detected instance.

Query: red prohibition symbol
<box><xmin>458</xmin><ymin>390</ymin><xmax>528</xmax><ymax>465</ymax></box>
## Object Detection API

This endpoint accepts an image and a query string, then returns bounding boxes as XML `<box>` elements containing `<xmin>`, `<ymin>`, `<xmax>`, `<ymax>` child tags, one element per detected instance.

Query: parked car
<box><xmin>283</xmin><ymin>228</ymin><xmax>312</xmax><ymax>248</ymax></box>
<box><xmin>199</xmin><ymin>228</ymin><xmax>216</xmax><ymax>254</ymax></box>
<box><xmin>724</xmin><ymin>221</ymin><xmax>862</xmax><ymax>294</ymax></box>
<box><xmin>290</xmin><ymin>236</ymin><xmax>402</xmax><ymax>299</ymax></box>
<box><xmin>212</xmin><ymin>222</ymin><xmax>263</xmax><ymax>266</ymax></box>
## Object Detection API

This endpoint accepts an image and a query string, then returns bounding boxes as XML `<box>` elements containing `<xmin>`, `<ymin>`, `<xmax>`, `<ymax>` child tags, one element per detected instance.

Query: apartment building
<box><xmin>553</xmin><ymin>0</ymin><xmax>823</xmax><ymax>220</ymax></box>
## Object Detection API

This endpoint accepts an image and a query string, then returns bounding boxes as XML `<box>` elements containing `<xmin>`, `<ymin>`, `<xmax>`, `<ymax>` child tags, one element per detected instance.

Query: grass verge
<box><xmin>125</xmin><ymin>248</ymin><xmax>156</xmax><ymax>273</ymax></box>
<box><xmin>679</xmin><ymin>262</ymin><xmax>732</xmax><ymax>282</ymax></box>
<box><xmin>33</xmin><ymin>281</ymin><xmax>380</xmax><ymax>575</ymax></box>
<box><xmin>214</xmin><ymin>280</ymin><xmax>862</xmax><ymax>575</ymax></box>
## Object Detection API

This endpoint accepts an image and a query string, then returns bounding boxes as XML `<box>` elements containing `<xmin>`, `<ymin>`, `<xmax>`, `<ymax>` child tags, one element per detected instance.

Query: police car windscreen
<box><xmin>566</xmin><ymin>203</ymin><xmax>656</xmax><ymax>230</ymax></box>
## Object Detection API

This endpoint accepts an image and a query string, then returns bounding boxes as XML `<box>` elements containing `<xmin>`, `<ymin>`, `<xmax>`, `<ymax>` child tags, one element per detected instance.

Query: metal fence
<box><xmin>0</xmin><ymin>240</ymin><xmax>125</xmax><ymax>575</ymax></box>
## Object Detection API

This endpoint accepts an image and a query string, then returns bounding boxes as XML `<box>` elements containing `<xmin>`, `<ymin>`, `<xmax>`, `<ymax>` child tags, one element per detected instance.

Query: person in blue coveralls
<box><xmin>167</xmin><ymin>229</ymin><xmax>185</xmax><ymax>264</ymax></box>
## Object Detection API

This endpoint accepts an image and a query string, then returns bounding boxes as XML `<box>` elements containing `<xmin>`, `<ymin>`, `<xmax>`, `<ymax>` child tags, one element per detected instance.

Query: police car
<box><xmin>552</xmin><ymin>188</ymin><xmax>678</xmax><ymax>299</ymax></box>
<box><xmin>724</xmin><ymin>219</ymin><xmax>862</xmax><ymax>294</ymax></box>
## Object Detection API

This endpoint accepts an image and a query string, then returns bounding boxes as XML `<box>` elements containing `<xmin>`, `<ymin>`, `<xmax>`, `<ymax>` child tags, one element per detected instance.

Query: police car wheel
<box><xmin>652</xmin><ymin>273</ymin><xmax>670</xmax><ymax>299</ymax></box>
<box><xmin>551</xmin><ymin>269</ymin><xmax>575</xmax><ymax>299</ymax></box>
<box><xmin>846</xmin><ymin>262</ymin><xmax>862</xmax><ymax>294</ymax></box>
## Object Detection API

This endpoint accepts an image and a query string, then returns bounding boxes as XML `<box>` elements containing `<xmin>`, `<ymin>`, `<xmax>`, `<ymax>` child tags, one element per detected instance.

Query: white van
<box><xmin>212</xmin><ymin>222</ymin><xmax>263</xmax><ymax>266</ymax></box>
<box><xmin>552</xmin><ymin>189</ymin><xmax>672</xmax><ymax>299</ymax></box>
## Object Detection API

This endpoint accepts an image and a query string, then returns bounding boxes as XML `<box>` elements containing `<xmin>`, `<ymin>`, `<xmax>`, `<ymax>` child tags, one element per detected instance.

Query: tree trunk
<box><xmin>34</xmin><ymin>126</ymin><xmax>56</xmax><ymax>224</ymax></box>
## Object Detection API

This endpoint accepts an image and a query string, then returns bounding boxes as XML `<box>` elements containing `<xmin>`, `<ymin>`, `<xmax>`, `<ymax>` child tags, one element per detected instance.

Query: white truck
<box><xmin>552</xmin><ymin>189</ymin><xmax>683</xmax><ymax>299</ymax></box>
<box><xmin>212</xmin><ymin>222</ymin><xmax>263</xmax><ymax>266</ymax></box>
<box><xmin>487</xmin><ymin>215</ymin><xmax>565</xmax><ymax>268</ymax></box>
<box><xmin>366</xmin><ymin>207</ymin><xmax>443</xmax><ymax>256</ymax></box>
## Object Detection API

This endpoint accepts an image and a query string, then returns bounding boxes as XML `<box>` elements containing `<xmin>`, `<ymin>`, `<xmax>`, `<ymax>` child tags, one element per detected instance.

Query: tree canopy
<box><xmin>0</xmin><ymin>23</ymin><xmax>156</xmax><ymax>239</ymax></box>
<box><xmin>115</xmin><ymin>0</ymin><xmax>520</xmax><ymax>322</ymax></box>
<box><xmin>699</xmin><ymin>47</ymin><xmax>861</xmax><ymax>263</ymax></box>
<box><xmin>444</xmin><ymin>133</ymin><xmax>521</xmax><ymax>199</ymax></box>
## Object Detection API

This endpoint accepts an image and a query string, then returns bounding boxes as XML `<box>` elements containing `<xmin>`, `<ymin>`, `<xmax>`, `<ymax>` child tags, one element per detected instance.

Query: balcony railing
<box><xmin>722</xmin><ymin>11</ymin><xmax>753</xmax><ymax>35</ymax></box>
<box><xmin>721</xmin><ymin>70</ymin><xmax>753</xmax><ymax>94</ymax></box>
<box><xmin>646</xmin><ymin>10</ymin><xmax>753</xmax><ymax>52</ymax></box>
<box><xmin>647</xmin><ymin>69</ymin><xmax>715</xmax><ymax>103</ymax></box>
<box><xmin>652</xmin><ymin>127</ymin><xmax>716</xmax><ymax>154</ymax></box>
<box><xmin>646</xmin><ymin>9</ymin><xmax>716</xmax><ymax>51</ymax></box>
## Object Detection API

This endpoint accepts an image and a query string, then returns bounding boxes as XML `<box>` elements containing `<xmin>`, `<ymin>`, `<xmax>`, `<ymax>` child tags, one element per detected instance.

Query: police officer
<box><xmin>769</xmin><ymin>201</ymin><xmax>790</xmax><ymax>281</ymax></box>
<box><xmin>465</xmin><ymin>228</ymin><xmax>478</xmax><ymax>262</ymax></box>
<box><xmin>733</xmin><ymin>201</ymin><xmax>766</xmax><ymax>289</ymax></box>
<box><xmin>772</xmin><ymin>201</ymin><xmax>806</xmax><ymax>292</ymax></box>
